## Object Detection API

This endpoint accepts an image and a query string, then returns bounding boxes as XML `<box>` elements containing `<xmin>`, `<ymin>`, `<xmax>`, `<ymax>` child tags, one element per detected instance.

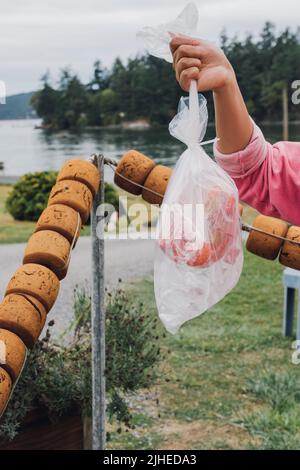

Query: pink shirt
<box><xmin>214</xmin><ymin>122</ymin><xmax>300</xmax><ymax>226</ymax></box>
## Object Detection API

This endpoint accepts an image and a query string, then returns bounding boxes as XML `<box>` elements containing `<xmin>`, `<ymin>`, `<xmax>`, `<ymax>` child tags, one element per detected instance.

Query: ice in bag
<box><xmin>138</xmin><ymin>3</ymin><xmax>243</xmax><ymax>334</ymax></box>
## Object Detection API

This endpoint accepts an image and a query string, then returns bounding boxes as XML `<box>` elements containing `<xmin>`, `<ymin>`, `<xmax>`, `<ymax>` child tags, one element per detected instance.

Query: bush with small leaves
<box><xmin>0</xmin><ymin>283</ymin><xmax>161</xmax><ymax>442</ymax></box>
<box><xmin>67</xmin><ymin>282</ymin><xmax>162</xmax><ymax>426</ymax></box>
<box><xmin>0</xmin><ymin>323</ymin><xmax>91</xmax><ymax>443</ymax></box>
<box><xmin>6</xmin><ymin>171</ymin><xmax>58</xmax><ymax>221</ymax></box>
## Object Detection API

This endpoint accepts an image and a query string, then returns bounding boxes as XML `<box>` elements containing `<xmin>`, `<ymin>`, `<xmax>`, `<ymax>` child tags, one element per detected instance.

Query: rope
<box><xmin>66</xmin><ymin>212</ymin><xmax>82</xmax><ymax>261</ymax></box>
<box><xmin>89</xmin><ymin>153</ymin><xmax>300</xmax><ymax>248</ymax></box>
<box><xmin>242</xmin><ymin>222</ymin><xmax>300</xmax><ymax>248</ymax></box>
<box><xmin>106</xmin><ymin>160</ymin><xmax>165</xmax><ymax>199</ymax></box>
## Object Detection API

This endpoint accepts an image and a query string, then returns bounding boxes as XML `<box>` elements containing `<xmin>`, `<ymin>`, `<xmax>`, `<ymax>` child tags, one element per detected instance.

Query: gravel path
<box><xmin>0</xmin><ymin>237</ymin><xmax>155</xmax><ymax>338</ymax></box>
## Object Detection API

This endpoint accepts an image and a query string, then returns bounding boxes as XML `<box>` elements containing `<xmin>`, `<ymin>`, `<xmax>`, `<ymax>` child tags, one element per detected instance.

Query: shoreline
<box><xmin>0</xmin><ymin>118</ymin><xmax>300</xmax><ymax>131</ymax></box>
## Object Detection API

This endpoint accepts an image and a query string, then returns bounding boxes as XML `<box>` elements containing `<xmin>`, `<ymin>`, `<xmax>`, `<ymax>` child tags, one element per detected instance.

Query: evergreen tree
<box><xmin>31</xmin><ymin>23</ymin><xmax>300</xmax><ymax>130</ymax></box>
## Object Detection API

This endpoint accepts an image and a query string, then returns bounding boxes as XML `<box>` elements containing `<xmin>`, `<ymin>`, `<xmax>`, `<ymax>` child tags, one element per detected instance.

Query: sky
<box><xmin>0</xmin><ymin>0</ymin><xmax>299</xmax><ymax>95</ymax></box>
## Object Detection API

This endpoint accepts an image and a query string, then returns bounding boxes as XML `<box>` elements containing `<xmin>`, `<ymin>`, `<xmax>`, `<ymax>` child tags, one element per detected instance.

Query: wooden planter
<box><xmin>0</xmin><ymin>407</ymin><xmax>85</xmax><ymax>450</ymax></box>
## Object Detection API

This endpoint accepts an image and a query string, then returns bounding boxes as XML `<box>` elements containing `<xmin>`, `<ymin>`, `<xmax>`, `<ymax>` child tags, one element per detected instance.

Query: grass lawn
<box><xmin>0</xmin><ymin>185</ymin><xmax>36</xmax><ymax>244</ymax></box>
<box><xmin>108</xmin><ymin>249</ymin><xmax>300</xmax><ymax>450</ymax></box>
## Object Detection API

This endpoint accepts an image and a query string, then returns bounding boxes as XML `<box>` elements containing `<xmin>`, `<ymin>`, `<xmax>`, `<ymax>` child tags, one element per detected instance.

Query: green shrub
<box><xmin>0</xmin><ymin>283</ymin><xmax>161</xmax><ymax>441</ymax></box>
<box><xmin>6</xmin><ymin>171</ymin><xmax>57</xmax><ymax>221</ymax></box>
<box><xmin>70</xmin><ymin>282</ymin><xmax>162</xmax><ymax>426</ymax></box>
<box><xmin>0</xmin><ymin>325</ymin><xmax>91</xmax><ymax>442</ymax></box>
<box><xmin>6</xmin><ymin>171</ymin><xmax>119</xmax><ymax>224</ymax></box>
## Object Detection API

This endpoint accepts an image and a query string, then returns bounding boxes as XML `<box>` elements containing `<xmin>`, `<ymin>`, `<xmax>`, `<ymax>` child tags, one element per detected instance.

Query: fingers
<box><xmin>169</xmin><ymin>36</ymin><xmax>210</xmax><ymax>91</ymax></box>
<box><xmin>169</xmin><ymin>34</ymin><xmax>200</xmax><ymax>54</ymax></box>
<box><xmin>179</xmin><ymin>67</ymin><xmax>200</xmax><ymax>92</ymax></box>
<box><xmin>175</xmin><ymin>57</ymin><xmax>202</xmax><ymax>81</ymax></box>
<box><xmin>173</xmin><ymin>44</ymin><xmax>207</xmax><ymax>66</ymax></box>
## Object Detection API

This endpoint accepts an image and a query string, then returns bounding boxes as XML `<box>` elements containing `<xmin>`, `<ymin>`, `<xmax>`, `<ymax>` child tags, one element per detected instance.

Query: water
<box><xmin>0</xmin><ymin>119</ymin><xmax>299</xmax><ymax>178</ymax></box>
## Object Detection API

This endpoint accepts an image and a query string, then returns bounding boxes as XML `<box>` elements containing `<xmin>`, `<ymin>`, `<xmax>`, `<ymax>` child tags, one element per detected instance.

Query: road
<box><xmin>0</xmin><ymin>237</ymin><xmax>155</xmax><ymax>339</ymax></box>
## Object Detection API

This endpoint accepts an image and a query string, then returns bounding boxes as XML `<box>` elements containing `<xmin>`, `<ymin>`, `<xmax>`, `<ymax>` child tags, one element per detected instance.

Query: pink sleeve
<box><xmin>213</xmin><ymin>122</ymin><xmax>300</xmax><ymax>226</ymax></box>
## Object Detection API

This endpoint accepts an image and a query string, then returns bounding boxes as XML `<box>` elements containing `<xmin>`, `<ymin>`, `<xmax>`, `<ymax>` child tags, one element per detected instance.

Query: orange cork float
<box><xmin>279</xmin><ymin>226</ymin><xmax>300</xmax><ymax>270</ymax></box>
<box><xmin>0</xmin><ymin>368</ymin><xmax>12</xmax><ymax>417</ymax></box>
<box><xmin>0</xmin><ymin>329</ymin><xmax>26</xmax><ymax>382</ymax></box>
<box><xmin>57</xmin><ymin>159</ymin><xmax>100</xmax><ymax>197</ymax></box>
<box><xmin>142</xmin><ymin>165</ymin><xmax>173</xmax><ymax>206</ymax></box>
<box><xmin>246</xmin><ymin>215</ymin><xmax>289</xmax><ymax>260</ymax></box>
<box><xmin>5</xmin><ymin>263</ymin><xmax>60</xmax><ymax>312</ymax></box>
<box><xmin>0</xmin><ymin>295</ymin><xmax>45</xmax><ymax>349</ymax></box>
<box><xmin>36</xmin><ymin>204</ymin><xmax>81</xmax><ymax>244</ymax></box>
<box><xmin>114</xmin><ymin>150</ymin><xmax>156</xmax><ymax>195</ymax></box>
<box><xmin>48</xmin><ymin>180</ymin><xmax>93</xmax><ymax>224</ymax></box>
<box><xmin>23</xmin><ymin>230</ymin><xmax>71</xmax><ymax>280</ymax></box>
<box><xmin>19</xmin><ymin>294</ymin><xmax>47</xmax><ymax>326</ymax></box>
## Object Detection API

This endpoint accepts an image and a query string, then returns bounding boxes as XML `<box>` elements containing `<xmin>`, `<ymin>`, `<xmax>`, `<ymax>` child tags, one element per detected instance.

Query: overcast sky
<box><xmin>0</xmin><ymin>0</ymin><xmax>299</xmax><ymax>95</ymax></box>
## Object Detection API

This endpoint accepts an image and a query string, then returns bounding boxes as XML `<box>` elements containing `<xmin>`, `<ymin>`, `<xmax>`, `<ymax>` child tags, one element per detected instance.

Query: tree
<box><xmin>31</xmin><ymin>85</ymin><xmax>59</xmax><ymax>126</ymax></box>
<box><xmin>31</xmin><ymin>22</ymin><xmax>300</xmax><ymax>129</ymax></box>
<box><xmin>31</xmin><ymin>72</ymin><xmax>60</xmax><ymax>126</ymax></box>
<box><xmin>99</xmin><ymin>89</ymin><xmax>118</xmax><ymax>125</ymax></box>
<box><xmin>52</xmin><ymin>70</ymin><xmax>89</xmax><ymax>129</ymax></box>
<box><xmin>88</xmin><ymin>60</ymin><xmax>109</xmax><ymax>92</ymax></box>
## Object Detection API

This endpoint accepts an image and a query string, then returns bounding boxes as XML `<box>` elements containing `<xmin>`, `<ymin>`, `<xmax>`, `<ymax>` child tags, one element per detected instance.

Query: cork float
<box><xmin>36</xmin><ymin>204</ymin><xmax>81</xmax><ymax>244</ymax></box>
<box><xmin>246</xmin><ymin>215</ymin><xmax>289</xmax><ymax>260</ymax></box>
<box><xmin>0</xmin><ymin>329</ymin><xmax>27</xmax><ymax>382</ymax></box>
<box><xmin>0</xmin><ymin>294</ymin><xmax>46</xmax><ymax>349</ymax></box>
<box><xmin>5</xmin><ymin>263</ymin><xmax>60</xmax><ymax>312</ymax></box>
<box><xmin>23</xmin><ymin>230</ymin><xmax>71</xmax><ymax>280</ymax></box>
<box><xmin>19</xmin><ymin>294</ymin><xmax>47</xmax><ymax>326</ymax></box>
<box><xmin>48</xmin><ymin>180</ymin><xmax>93</xmax><ymax>224</ymax></box>
<box><xmin>57</xmin><ymin>159</ymin><xmax>100</xmax><ymax>197</ymax></box>
<box><xmin>114</xmin><ymin>150</ymin><xmax>156</xmax><ymax>195</ymax></box>
<box><xmin>0</xmin><ymin>368</ymin><xmax>12</xmax><ymax>418</ymax></box>
<box><xmin>279</xmin><ymin>226</ymin><xmax>300</xmax><ymax>270</ymax></box>
<box><xmin>142</xmin><ymin>165</ymin><xmax>172</xmax><ymax>205</ymax></box>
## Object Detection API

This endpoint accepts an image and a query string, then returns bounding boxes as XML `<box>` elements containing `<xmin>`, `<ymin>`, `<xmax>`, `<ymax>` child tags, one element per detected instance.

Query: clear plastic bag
<box><xmin>137</xmin><ymin>2</ymin><xmax>199</xmax><ymax>63</ymax></box>
<box><xmin>138</xmin><ymin>3</ymin><xmax>243</xmax><ymax>334</ymax></box>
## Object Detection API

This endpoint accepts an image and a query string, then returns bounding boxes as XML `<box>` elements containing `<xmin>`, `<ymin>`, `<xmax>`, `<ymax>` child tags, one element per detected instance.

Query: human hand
<box><xmin>170</xmin><ymin>35</ymin><xmax>236</xmax><ymax>93</ymax></box>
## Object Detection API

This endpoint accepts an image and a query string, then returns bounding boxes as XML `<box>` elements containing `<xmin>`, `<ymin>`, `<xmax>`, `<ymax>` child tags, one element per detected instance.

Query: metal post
<box><xmin>283</xmin><ymin>287</ymin><xmax>295</xmax><ymax>337</ymax></box>
<box><xmin>91</xmin><ymin>154</ymin><xmax>106</xmax><ymax>450</ymax></box>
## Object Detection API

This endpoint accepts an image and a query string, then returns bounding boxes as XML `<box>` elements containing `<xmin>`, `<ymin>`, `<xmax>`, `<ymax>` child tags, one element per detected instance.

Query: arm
<box><xmin>213</xmin><ymin>81</ymin><xmax>253</xmax><ymax>154</ymax></box>
<box><xmin>214</xmin><ymin>127</ymin><xmax>300</xmax><ymax>226</ymax></box>
<box><xmin>170</xmin><ymin>35</ymin><xmax>253</xmax><ymax>153</ymax></box>
<box><xmin>170</xmin><ymin>35</ymin><xmax>300</xmax><ymax>225</ymax></box>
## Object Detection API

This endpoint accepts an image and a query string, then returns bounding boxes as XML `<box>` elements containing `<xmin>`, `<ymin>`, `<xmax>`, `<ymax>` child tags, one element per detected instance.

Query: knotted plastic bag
<box><xmin>137</xmin><ymin>2</ymin><xmax>199</xmax><ymax>63</ymax></box>
<box><xmin>138</xmin><ymin>3</ymin><xmax>243</xmax><ymax>334</ymax></box>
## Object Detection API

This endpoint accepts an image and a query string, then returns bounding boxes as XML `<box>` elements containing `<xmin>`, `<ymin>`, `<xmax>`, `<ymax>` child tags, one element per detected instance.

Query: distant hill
<box><xmin>0</xmin><ymin>92</ymin><xmax>37</xmax><ymax>120</ymax></box>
